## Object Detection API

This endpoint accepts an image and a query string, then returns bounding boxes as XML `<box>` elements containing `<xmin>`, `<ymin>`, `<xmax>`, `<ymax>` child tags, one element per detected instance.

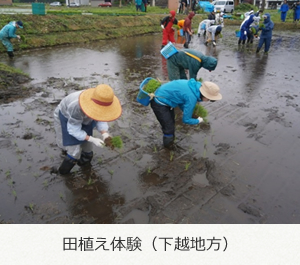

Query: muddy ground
<box><xmin>0</xmin><ymin>26</ymin><xmax>300</xmax><ymax>224</ymax></box>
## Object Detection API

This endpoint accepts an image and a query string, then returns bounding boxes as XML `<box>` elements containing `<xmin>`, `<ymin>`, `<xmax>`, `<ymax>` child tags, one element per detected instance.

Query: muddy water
<box><xmin>1</xmin><ymin>26</ymin><xmax>300</xmax><ymax>224</ymax></box>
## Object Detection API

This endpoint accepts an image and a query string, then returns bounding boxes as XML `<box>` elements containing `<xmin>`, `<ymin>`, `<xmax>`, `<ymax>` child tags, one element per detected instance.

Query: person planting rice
<box><xmin>166</xmin><ymin>49</ymin><xmax>218</xmax><ymax>81</ymax></box>
<box><xmin>53</xmin><ymin>84</ymin><xmax>122</xmax><ymax>175</ymax></box>
<box><xmin>205</xmin><ymin>25</ymin><xmax>222</xmax><ymax>47</ymax></box>
<box><xmin>256</xmin><ymin>13</ymin><xmax>274</xmax><ymax>54</ymax></box>
<box><xmin>161</xmin><ymin>10</ymin><xmax>178</xmax><ymax>49</ymax></box>
<box><xmin>149</xmin><ymin>78</ymin><xmax>222</xmax><ymax>149</ymax></box>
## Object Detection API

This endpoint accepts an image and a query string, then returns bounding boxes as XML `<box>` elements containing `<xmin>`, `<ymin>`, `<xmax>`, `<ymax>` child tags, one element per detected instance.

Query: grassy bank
<box><xmin>0</xmin><ymin>6</ymin><xmax>299</xmax><ymax>53</ymax></box>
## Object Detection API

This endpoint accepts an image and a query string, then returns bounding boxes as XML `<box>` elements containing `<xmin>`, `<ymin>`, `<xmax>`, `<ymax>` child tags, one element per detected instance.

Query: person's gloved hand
<box><xmin>244</xmin><ymin>30</ymin><xmax>247</xmax><ymax>35</ymax></box>
<box><xmin>102</xmin><ymin>132</ymin><xmax>114</xmax><ymax>149</ymax></box>
<box><xmin>161</xmin><ymin>25</ymin><xmax>164</xmax><ymax>29</ymax></box>
<box><xmin>102</xmin><ymin>132</ymin><xmax>110</xmax><ymax>141</ymax></box>
<box><xmin>88</xmin><ymin>136</ymin><xmax>104</xmax><ymax>147</ymax></box>
<box><xmin>213</xmin><ymin>41</ymin><xmax>216</xmax><ymax>46</ymax></box>
<box><xmin>17</xmin><ymin>35</ymin><xmax>21</xmax><ymax>40</ymax></box>
<box><xmin>197</xmin><ymin>117</ymin><xmax>203</xmax><ymax>124</ymax></box>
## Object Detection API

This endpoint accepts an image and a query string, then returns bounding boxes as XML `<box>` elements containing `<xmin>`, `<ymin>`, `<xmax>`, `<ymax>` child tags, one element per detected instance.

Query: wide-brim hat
<box><xmin>200</xmin><ymin>82</ymin><xmax>222</xmax><ymax>100</ymax></box>
<box><xmin>79</xmin><ymin>84</ymin><xmax>122</xmax><ymax>122</ymax></box>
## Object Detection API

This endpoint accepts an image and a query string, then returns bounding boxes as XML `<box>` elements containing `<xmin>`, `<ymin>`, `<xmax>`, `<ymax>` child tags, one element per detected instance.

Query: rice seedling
<box><xmin>111</xmin><ymin>136</ymin><xmax>123</xmax><ymax>149</ymax></box>
<box><xmin>108</xmin><ymin>170</ymin><xmax>114</xmax><ymax>176</ymax></box>
<box><xmin>43</xmin><ymin>180</ymin><xmax>48</xmax><ymax>187</ymax></box>
<box><xmin>97</xmin><ymin>157</ymin><xmax>102</xmax><ymax>164</ymax></box>
<box><xmin>5</xmin><ymin>170</ymin><xmax>11</xmax><ymax>177</ymax></box>
<box><xmin>87</xmin><ymin>178</ymin><xmax>93</xmax><ymax>185</ymax></box>
<box><xmin>153</xmin><ymin>146</ymin><xmax>157</xmax><ymax>153</ymax></box>
<box><xmin>185</xmin><ymin>162</ymin><xmax>191</xmax><ymax>171</ymax></box>
<box><xmin>143</xmin><ymin>79</ymin><xmax>161</xmax><ymax>94</ymax></box>
<box><xmin>12</xmin><ymin>190</ymin><xmax>17</xmax><ymax>198</ymax></box>
<box><xmin>193</xmin><ymin>104</ymin><xmax>208</xmax><ymax>122</ymax></box>
<box><xmin>147</xmin><ymin>167</ymin><xmax>151</xmax><ymax>174</ymax></box>
<box><xmin>8</xmin><ymin>179</ymin><xmax>14</xmax><ymax>186</ymax></box>
<box><xmin>29</xmin><ymin>203</ymin><xmax>34</xmax><ymax>212</ymax></box>
<box><xmin>170</xmin><ymin>151</ymin><xmax>174</xmax><ymax>162</ymax></box>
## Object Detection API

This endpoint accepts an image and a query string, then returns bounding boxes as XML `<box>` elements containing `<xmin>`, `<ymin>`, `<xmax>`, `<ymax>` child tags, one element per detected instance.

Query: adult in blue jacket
<box><xmin>280</xmin><ymin>0</ymin><xmax>289</xmax><ymax>22</ymax></box>
<box><xmin>0</xmin><ymin>20</ymin><xmax>23</xmax><ymax>58</ymax></box>
<box><xmin>238</xmin><ymin>11</ymin><xmax>255</xmax><ymax>45</ymax></box>
<box><xmin>292</xmin><ymin>2</ymin><xmax>300</xmax><ymax>22</ymax></box>
<box><xmin>150</xmin><ymin>78</ymin><xmax>222</xmax><ymax>149</ymax></box>
<box><xmin>167</xmin><ymin>49</ymin><xmax>218</xmax><ymax>81</ymax></box>
<box><xmin>256</xmin><ymin>13</ymin><xmax>274</xmax><ymax>54</ymax></box>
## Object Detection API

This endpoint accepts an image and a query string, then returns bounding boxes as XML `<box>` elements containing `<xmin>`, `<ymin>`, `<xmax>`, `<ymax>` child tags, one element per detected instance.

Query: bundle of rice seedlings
<box><xmin>143</xmin><ymin>79</ymin><xmax>161</xmax><ymax>94</ymax></box>
<box><xmin>111</xmin><ymin>136</ymin><xmax>123</xmax><ymax>149</ymax></box>
<box><xmin>193</xmin><ymin>104</ymin><xmax>208</xmax><ymax>122</ymax></box>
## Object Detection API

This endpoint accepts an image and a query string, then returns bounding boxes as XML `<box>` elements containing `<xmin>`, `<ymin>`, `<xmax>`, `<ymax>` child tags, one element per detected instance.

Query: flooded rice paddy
<box><xmin>0</xmin><ymin>26</ymin><xmax>300</xmax><ymax>224</ymax></box>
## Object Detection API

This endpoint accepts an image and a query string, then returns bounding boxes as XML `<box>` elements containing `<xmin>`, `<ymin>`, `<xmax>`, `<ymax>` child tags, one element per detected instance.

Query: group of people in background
<box><xmin>280</xmin><ymin>0</ymin><xmax>300</xmax><ymax>22</ymax></box>
<box><xmin>238</xmin><ymin>9</ymin><xmax>274</xmax><ymax>54</ymax></box>
<box><xmin>135</xmin><ymin>0</ymin><xmax>148</xmax><ymax>12</ymax></box>
<box><xmin>199</xmin><ymin>11</ymin><xmax>224</xmax><ymax>47</ymax></box>
<box><xmin>161</xmin><ymin>9</ymin><xmax>224</xmax><ymax>49</ymax></box>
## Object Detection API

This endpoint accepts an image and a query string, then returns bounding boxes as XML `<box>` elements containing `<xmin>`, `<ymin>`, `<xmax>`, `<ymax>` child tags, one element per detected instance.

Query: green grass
<box><xmin>0</xmin><ymin>63</ymin><xmax>29</xmax><ymax>76</ymax></box>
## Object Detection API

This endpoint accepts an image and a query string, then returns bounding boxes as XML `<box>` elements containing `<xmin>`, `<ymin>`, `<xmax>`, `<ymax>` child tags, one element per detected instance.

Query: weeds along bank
<box><xmin>0</xmin><ymin>13</ymin><xmax>202</xmax><ymax>52</ymax></box>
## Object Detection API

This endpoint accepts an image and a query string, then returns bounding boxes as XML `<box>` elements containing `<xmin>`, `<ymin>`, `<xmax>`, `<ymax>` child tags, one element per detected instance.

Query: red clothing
<box><xmin>183</xmin><ymin>12</ymin><xmax>195</xmax><ymax>32</ymax></box>
<box><xmin>161</xmin><ymin>11</ymin><xmax>178</xmax><ymax>46</ymax></box>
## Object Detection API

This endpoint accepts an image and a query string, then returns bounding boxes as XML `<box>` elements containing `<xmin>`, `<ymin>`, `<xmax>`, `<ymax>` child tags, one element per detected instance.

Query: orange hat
<box><xmin>79</xmin><ymin>84</ymin><xmax>122</xmax><ymax>122</ymax></box>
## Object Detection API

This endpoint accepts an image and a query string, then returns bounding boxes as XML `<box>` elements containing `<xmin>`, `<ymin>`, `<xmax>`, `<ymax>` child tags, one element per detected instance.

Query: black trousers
<box><xmin>150</xmin><ymin>100</ymin><xmax>175</xmax><ymax>136</ymax></box>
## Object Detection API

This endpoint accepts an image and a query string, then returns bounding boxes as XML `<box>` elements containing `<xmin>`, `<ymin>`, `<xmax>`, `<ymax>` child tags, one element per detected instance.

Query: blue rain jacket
<box><xmin>280</xmin><ymin>3</ymin><xmax>289</xmax><ymax>12</ymax></box>
<box><xmin>0</xmin><ymin>22</ymin><xmax>19</xmax><ymax>52</ymax></box>
<box><xmin>154</xmin><ymin>78</ymin><xmax>202</xmax><ymax>125</ymax></box>
<box><xmin>260</xmin><ymin>13</ymin><xmax>274</xmax><ymax>39</ymax></box>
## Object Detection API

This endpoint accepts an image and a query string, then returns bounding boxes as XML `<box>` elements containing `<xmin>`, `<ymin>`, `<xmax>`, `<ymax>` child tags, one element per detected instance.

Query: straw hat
<box><xmin>200</xmin><ymin>82</ymin><xmax>222</xmax><ymax>101</ymax></box>
<box><xmin>79</xmin><ymin>84</ymin><xmax>122</xmax><ymax>122</ymax></box>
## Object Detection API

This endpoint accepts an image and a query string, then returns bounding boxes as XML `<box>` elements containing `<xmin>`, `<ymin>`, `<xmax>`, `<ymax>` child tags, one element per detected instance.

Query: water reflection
<box><xmin>63</xmin><ymin>167</ymin><xmax>125</xmax><ymax>224</ymax></box>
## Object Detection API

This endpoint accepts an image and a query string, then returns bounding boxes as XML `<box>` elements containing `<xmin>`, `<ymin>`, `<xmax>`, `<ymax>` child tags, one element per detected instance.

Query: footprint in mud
<box><xmin>214</xmin><ymin>143</ymin><xmax>230</xmax><ymax>155</ymax></box>
<box><xmin>238</xmin><ymin>202</ymin><xmax>262</xmax><ymax>218</ymax></box>
<box><xmin>244</xmin><ymin>123</ymin><xmax>257</xmax><ymax>132</ymax></box>
<box><xmin>263</xmin><ymin>107</ymin><xmax>292</xmax><ymax>128</ymax></box>
<box><xmin>140</xmin><ymin>171</ymin><xmax>168</xmax><ymax>186</ymax></box>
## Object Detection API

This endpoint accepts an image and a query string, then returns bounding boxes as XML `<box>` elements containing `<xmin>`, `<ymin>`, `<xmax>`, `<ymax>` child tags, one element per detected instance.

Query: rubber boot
<box><xmin>58</xmin><ymin>155</ymin><xmax>77</xmax><ymax>175</ymax></box>
<box><xmin>77</xmin><ymin>151</ymin><xmax>93</xmax><ymax>166</ymax></box>
<box><xmin>163</xmin><ymin>135</ymin><xmax>175</xmax><ymax>149</ymax></box>
<box><xmin>7</xmin><ymin>51</ymin><xmax>14</xmax><ymax>58</ymax></box>
<box><xmin>183</xmin><ymin>42</ymin><xmax>188</xmax><ymax>48</ymax></box>
<box><xmin>256</xmin><ymin>47</ymin><xmax>260</xmax><ymax>53</ymax></box>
